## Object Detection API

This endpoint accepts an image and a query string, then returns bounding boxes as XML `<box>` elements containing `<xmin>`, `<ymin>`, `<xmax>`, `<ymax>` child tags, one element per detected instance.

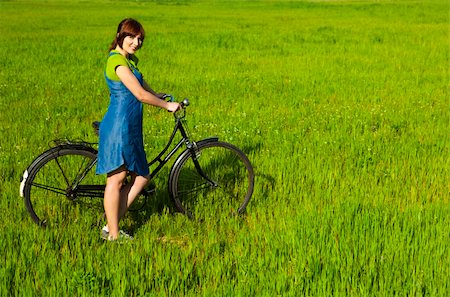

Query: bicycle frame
<box><xmin>75</xmin><ymin>110</ymin><xmax>217</xmax><ymax>199</ymax></box>
<box><xmin>147</xmin><ymin>115</ymin><xmax>193</xmax><ymax>180</ymax></box>
<box><xmin>21</xmin><ymin>97</ymin><xmax>254</xmax><ymax>226</ymax></box>
<box><xmin>149</xmin><ymin>116</ymin><xmax>219</xmax><ymax>186</ymax></box>
<box><xmin>21</xmin><ymin>100</ymin><xmax>218</xmax><ymax>204</ymax></box>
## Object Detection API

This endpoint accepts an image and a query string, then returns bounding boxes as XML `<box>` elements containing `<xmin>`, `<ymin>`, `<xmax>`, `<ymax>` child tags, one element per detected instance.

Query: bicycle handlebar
<box><xmin>161</xmin><ymin>94</ymin><xmax>175</xmax><ymax>102</ymax></box>
<box><xmin>161</xmin><ymin>94</ymin><xmax>190</xmax><ymax>119</ymax></box>
<box><xmin>180</xmin><ymin>98</ymin><xmax>190</xmax><ymax>108</ymax></box>
<box><xmin>162</xmin><ymin>94</ymin><xmax>189</xmax><ymax>108</ymax></box>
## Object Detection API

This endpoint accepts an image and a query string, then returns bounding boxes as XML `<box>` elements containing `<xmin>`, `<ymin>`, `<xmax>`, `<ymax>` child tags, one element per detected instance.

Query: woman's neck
<box><xmin>115</xmin><ymin>46</ymin><xmax>129</xmax><ymax>58</ymax></box>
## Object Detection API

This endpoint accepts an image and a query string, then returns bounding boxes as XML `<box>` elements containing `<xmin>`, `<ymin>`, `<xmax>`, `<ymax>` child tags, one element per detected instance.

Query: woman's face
<box><xmin>121</xmin><ymin>34</ymin><xmax>143</xmax><ymax>55</ymax></box>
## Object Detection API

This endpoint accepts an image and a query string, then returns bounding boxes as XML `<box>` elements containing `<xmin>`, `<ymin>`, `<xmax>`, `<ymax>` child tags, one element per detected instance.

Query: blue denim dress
<box><xmin>96</xmin><ymin>52</ymin><xmax>149</xmax><ymax>176</ymax></box>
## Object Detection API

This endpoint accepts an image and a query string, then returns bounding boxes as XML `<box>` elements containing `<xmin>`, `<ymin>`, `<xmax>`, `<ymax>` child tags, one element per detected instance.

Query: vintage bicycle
<box><xmin>19</xmin><ymin>97</ymin><xmax>254</xmax><ymax>227</ymax></box>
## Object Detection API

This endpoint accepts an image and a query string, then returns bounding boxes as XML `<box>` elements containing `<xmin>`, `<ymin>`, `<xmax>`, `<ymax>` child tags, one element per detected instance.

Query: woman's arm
<box><xmin>116</xmin><ymin>65</ymin><xmax>179</xmax><ymax>112</ymax></box>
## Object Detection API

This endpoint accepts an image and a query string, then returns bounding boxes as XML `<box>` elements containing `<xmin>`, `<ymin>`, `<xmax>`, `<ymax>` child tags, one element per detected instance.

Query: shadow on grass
<box><xmin>123</xmin><ymin>141</ymin><xmax>276</xmax><ymax>233</ymax></box>
<box><xmin>240</xmin><ymin>142</ymin><xmax>276</xmax><ymax>204</ymax></box>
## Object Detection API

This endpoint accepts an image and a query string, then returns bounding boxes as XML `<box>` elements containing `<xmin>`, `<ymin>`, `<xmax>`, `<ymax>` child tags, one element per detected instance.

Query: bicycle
<box><xmin>19</xmin><ymin>96</ymin><xmax>254</xmax><ymax>227</ymax></box>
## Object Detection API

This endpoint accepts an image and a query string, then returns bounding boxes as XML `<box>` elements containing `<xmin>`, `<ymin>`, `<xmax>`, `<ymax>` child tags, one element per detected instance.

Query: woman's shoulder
<box><xmin>107</xmin><ymin>51</ymin><xmax>139</xmax><ymax>68</ymax></box>
<box><xmin>107</xmin><ymin>50</ymin><xmax>128</xmax><ymax>64</ymax></box>
<box><xmin>106</xmin><ymin>51</ymin><xmax>128</xmax><ymax>81</ymax></box>
<box><xmin>105</xmin><ymin>51</ymin><xmax>140</xmax><ymax>81</ymax></box>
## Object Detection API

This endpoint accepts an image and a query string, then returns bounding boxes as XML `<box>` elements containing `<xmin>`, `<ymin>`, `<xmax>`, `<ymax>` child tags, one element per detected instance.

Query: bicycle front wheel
<box><xmin>169</xmin><ymin>141</ymin><xmax>254</xmax><ymax>219</ymax></box>
<box><xmin>21</xmin><ymin>146</ymin><xmax>103</xmax><ymax>227</ymax></box>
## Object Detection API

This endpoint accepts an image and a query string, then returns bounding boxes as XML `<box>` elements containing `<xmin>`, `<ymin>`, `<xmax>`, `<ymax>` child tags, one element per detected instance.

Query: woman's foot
<box><xmin>101</xmin><ymin>226</ymin><xmax>133</xmax><ymax>241</ymax></box>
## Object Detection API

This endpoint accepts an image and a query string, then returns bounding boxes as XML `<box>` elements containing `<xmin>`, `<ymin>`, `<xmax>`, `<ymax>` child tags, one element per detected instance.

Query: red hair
<box><xmin>109</xmin><ymin>18</ymin><xmax>145</xmax><ymax>51</ymax></box>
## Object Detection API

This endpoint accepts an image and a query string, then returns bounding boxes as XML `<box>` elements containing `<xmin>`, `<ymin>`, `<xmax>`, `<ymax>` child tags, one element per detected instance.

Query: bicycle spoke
<box><xmin>169</xmin><ymin>141</ymin><xmax>254</xmax><ymax>219</ymax></box>
<box><xmin>29</xmin><ymin>182</ymin><xmax>67</xmax><ymax>195</ymax></box>
<box><xmin>54</xmin><ymin>153</ymin><xmax>94</xmax><ymax>189</ymax></box>
<box><xmin>23</xmin><ymin>147</ymin><xmax>104</xmax><ymax>227</ymax></box>
<box><xmin>54</xmin><ymin>156</ymin><xmax>71</xmax><ymax>187</ymax></box>
<box><xmin>72</xmin><ymin>160</ymin><xmax>97</xmax><ymax>190</ymax></box>
<box><xmin>177</xmin><ymin>182</ymin><xmax>212</xmax><ymax>196</ymax></box>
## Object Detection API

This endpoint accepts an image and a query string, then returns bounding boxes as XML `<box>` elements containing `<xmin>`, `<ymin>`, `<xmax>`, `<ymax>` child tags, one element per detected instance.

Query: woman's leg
<box><xmin>104</xmin><ymin>166</ymin><xmax>127</xmax><ymax>239</ymax></box>
<box><xmin>118</xmin><ymin>173</ymin><xmax>149</xmax><ymax>219</ymax></box>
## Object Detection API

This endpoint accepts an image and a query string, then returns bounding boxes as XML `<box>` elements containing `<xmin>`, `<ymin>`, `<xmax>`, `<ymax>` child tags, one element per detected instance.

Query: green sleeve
<box><xmin>105</xmin><ymin>51</ymin><xmax>139</xmax><ymax>81</ymax></box>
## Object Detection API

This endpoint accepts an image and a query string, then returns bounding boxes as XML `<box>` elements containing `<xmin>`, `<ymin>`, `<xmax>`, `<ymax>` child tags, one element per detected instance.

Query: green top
<box><xmin>105</xmin><ymin>50</ymin><xmax>139</xmax><ymax>81</ymax></box>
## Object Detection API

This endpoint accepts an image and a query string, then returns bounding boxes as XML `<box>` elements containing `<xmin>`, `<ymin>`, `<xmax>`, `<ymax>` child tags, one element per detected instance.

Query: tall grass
<box><xmin>1</xmin><ymin>0</ymin><xmax>448</xmax><ymax>295</ymax></box>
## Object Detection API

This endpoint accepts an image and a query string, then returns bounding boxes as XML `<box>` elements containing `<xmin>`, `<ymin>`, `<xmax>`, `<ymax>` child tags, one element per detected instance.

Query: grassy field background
<box><xmin>0</xmin><ymin>0</ymin><xmax>449</xmax><ymax>295</ymax></box>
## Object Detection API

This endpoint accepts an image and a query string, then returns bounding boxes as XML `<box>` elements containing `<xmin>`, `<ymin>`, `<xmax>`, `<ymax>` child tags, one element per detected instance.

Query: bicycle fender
<box><xmin>182</xmin><ymin>137</ymin><xmax>220</xmax><ymax>162</ymax></box>
<box><xmin>25</xmin><ymin>144</ymin><xmax>97</xmax><ymax>173</ymax></box>
<box><xmin>20</xmin><ymin>144</ymin><xmax>98</xmax><ymax>197</ymax></box>
<box><xmin>196</xmin><ymin>136</ymin><xmax>219</xmax><ymax>145</ymax></box>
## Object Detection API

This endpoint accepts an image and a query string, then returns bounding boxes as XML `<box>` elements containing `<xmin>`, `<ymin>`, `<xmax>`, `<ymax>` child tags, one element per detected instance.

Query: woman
<box><xmin>96</xmin><ymin>18</ymin><xmax>180</xmax><ymax>241</ymax></box>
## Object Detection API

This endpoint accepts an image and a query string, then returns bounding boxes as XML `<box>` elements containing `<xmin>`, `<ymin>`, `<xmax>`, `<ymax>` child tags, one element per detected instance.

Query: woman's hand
<box><xmin>166</xmin><ymin>102</ymin><xmax>181</xmax><ymax>113</ymax></box>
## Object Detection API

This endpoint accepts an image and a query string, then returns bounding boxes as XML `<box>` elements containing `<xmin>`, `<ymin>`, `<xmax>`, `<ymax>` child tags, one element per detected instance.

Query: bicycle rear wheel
<box><xmin>21</xmin><ymin>146</ymin><xmax>104</xmax><ymax>227</ymax></box>
<box><xmin>169</xmin><ymin>141</ymin><xmax>254</xmax><ymax>219</ymax></box>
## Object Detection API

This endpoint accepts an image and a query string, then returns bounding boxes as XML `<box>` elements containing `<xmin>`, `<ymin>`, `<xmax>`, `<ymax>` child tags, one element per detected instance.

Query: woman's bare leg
<box><xmin>118</xmin><ymin>173</ymin><xmax>149</xmax><ymax>219</ymax></box>
<box><xmin>104</xmin><ymin>166</ymin><xmax>127</xmax><ymax>239</ymax></box>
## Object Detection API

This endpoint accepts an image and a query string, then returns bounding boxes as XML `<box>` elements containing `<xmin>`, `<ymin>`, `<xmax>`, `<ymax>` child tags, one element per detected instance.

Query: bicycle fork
<box><xmin>178</xmin><ymin>119</ymin><xmax>218</xmax><ymax>188</ymax></box>
<box><xmin>187</xmin><ymin>142</ymin><xmax>218</xmax><ymax>188</ymax></box>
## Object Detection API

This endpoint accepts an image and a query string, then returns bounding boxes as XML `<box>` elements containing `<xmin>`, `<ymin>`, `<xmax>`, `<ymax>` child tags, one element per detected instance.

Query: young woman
<box><xmin>96</xmin><ymin>18</ymin><xmax>180</xmax><ymax>241</ymax></box>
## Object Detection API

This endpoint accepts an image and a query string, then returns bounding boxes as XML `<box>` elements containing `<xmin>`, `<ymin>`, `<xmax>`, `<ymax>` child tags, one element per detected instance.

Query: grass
<box><xmin>0</xmin><ymin>0</ymin><xmax>449</xmax><ymax>295</ymax></box>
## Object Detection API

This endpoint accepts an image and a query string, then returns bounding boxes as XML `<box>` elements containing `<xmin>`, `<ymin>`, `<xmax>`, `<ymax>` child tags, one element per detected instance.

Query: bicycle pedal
<box><xmin>143</xmin><ymin>182</ymin><xmax>156</xmax><ymax>195</ymax></box>
<box><xmin>143</xmin><ymin>188</ymin><xmax>156</xmax><ymax>195</ymax></box>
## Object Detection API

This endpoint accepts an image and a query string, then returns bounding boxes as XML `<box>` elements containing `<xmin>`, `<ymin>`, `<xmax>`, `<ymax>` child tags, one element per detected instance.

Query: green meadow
<box><xmin>1</xmin><ymin>0</ymin><xmax>449</xmax><ymax>295</ymax></box>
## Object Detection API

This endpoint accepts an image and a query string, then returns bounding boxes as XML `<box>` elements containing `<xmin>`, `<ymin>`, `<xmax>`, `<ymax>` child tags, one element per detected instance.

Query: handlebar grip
<box><xmin>161</xmin><ymin>94</ymin><xmax>174</xmax><ymax>102</ymax></box>
<box><xmin>180</xmin><ymin>98</ymin><xmax>190</xmax><ymax>108</ymax></box>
